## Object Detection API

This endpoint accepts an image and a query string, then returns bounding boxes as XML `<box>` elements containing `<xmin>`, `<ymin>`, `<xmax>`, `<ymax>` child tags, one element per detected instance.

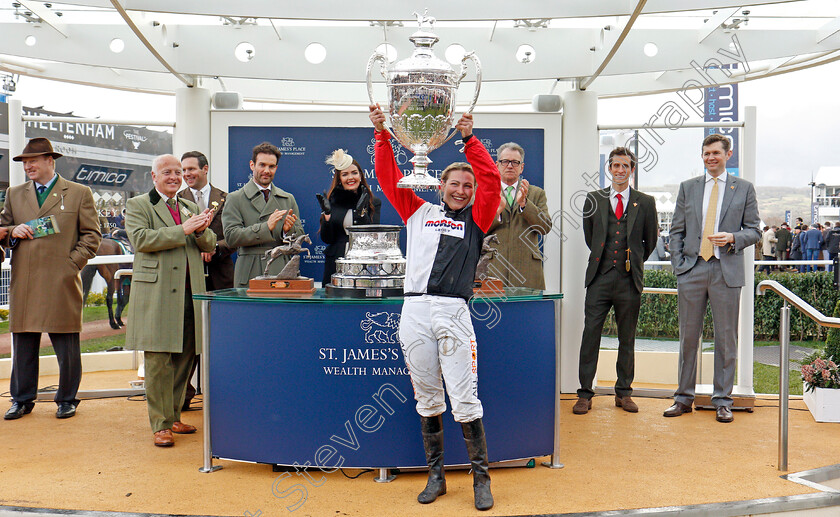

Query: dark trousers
<box><xmin>183</xmin><ymin>356</ymin><xmax>199</xmax><ymax>406</ymax></box>
<box><xmin>10</xmin><ymin>332</ymin><xmax>81</xmax><ymax>406</ymax></box>
<box><xmin>577</xmin><ymin>268</ymin><xmax>642</xmax><ymax>400</ymax></box>
<box><xmin>758</xmin><ymin>255</ymin><xmax>775</xmax><ymax>273</ymax></box>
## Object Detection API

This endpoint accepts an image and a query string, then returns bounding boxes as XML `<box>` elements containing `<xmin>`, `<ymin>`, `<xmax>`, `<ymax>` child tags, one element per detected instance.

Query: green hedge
<box><xmin>601</xmin><ymin>270</ymin><xmax>839</xmax><ymax>341</ymax></box>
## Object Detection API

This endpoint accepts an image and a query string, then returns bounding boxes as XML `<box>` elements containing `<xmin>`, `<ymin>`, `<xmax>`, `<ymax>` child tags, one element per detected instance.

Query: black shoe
<box><xmin>462</xmin><ymin>418</ymin><xmax>494</xmax><ymax>511</ymax></box>
<box><xmin>417</xmin><ymin>415</ymin><xmax>446</xmax><ymax>504</ymax></box>
<box><xmin>4</xmin><ymin>402</ymin><xmax>34</xmax><ymax>420</ymax></box>
<box><xmin>56</xmin><ymin>402</ymin><xmax>76</xmax><ymax>419</ymax></box>
<box><xmin>716</xmin><ymin>405</ymin><xmax>733</xmax><ymax>423</ymax></box>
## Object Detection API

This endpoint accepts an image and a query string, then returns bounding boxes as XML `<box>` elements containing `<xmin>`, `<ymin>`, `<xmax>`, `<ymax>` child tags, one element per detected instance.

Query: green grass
<box><xmin>754</xmin><ymin>362</ymin><xmax>803</xmax><ymax>396</ymax></box>
<box><xmin>754</xmin><ymin>339</ymin><xmax>824</xmax><ymax>349</ymax></box>
<box><xmin>0</xmin><ymin>334</ymin><xmax>125</xmax><ymax>359</ymax></box>
<box><xmin>0</xmin><ymin>305</ymin><xmax>117</xmax><ymax>335</ymax></box>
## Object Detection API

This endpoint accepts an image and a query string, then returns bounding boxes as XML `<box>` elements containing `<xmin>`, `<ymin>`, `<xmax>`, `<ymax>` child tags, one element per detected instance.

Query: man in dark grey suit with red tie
<box><xmin>573</xmin><ymin>147</ymin><xmax>658</xmax><ymax>415</ymax></box>
<box><xmin>664</xmin><ymin>133</ymin><xmax>760</xmax><ymax>423</ymax></box>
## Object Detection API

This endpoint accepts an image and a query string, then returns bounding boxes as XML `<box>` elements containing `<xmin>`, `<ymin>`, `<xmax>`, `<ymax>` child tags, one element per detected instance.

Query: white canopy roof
<box><xmin>1</xmin><ymin>1</ymin><xmax>839</xmax><ymax>105</ymax></box>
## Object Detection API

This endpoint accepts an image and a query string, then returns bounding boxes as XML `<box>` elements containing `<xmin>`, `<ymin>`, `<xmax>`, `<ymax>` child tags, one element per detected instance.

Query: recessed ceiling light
<box><xmin>445</xmin><ymin>44</ymin><xmax>466</xmax><ymax>64</ymax></box>
<box><xmin>109</xmin><ymin>38</ymin><xmax>125</xmax><ymax>53</ymax></box>
<box><xmin>375</xmin><ymin>43</ymin><xmax>397</xmax><ymax>63</ymax></box>
<box><xmin>235</xmin><ymin>42</ymin><xmax>256</xmax><ymax>62</ymax></box>
<box><xmin>516</xmin><ymin>44</ymin><xmax>536</xmax><ymax>64</ymax></box>
<box><xmin>305</xmin><ymin>43</ymin><xmax>327</xmax><ymax>64</ymax></box>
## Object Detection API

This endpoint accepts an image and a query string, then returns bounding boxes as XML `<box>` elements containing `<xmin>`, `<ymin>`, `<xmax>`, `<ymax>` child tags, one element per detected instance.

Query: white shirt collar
<box><xmin>191</xmin><ymin>183</ymin><xmax>211</xmax><ymax>199</ymax></box>
<box><xmin>610</xmin><ymin>185</ymin><xmax>631</xmax><ymax>201</ymax></box>
<box><xmin>253</xmin><ymin>179</ymin><xmax>272</xmax><ymax>193</ymax></box>
<box><xmin>156</xmin><ymin>189</ymin><xmax>175</xmax><ymax>202</ymax></box>
<box><xmin>705</xmin><ymin>170</ymin><xmax>728</xmax><ymax>184</ymax></box>
<box><xmin>35</xmin><ymin>173</ymin><xmax>58</xmax><ymax>190</ymax></box>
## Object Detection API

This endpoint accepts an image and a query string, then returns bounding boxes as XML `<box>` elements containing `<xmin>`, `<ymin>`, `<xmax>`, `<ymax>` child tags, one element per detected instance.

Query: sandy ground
<box><xmin>0</xmin><ymin>369</ymin><xmax>834</xmax><ymax>517</ymax></box>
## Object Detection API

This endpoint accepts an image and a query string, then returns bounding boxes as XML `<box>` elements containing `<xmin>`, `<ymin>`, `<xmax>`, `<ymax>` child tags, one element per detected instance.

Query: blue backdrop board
<box><xmin>201</xmin><ymin>290</ymin><xmax>557</xmax><ymax>469</ymax></box>
<box><xmin>227</xmin><ymin>126</ymin><xmax>545</xmax><ymax>280</ymax></box>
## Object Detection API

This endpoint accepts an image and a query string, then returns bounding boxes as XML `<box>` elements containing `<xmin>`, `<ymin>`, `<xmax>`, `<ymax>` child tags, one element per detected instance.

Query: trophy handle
<box><xmin>460</xmin><ymin>51</ymin><xmax>482</xmax><ymax>115</ymax></box>
<box><xmin>441</xmin><ymin>51</ymin><xmax>483</xmax><ymax>146</ymax></box>
<box><xmin>366</xmin><ymin>52</ymin><xmax>394</xmax><ymax>137</ymax></box>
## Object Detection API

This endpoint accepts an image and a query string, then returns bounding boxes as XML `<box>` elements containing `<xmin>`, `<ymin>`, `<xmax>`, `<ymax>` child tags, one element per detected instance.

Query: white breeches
<box><xmin>398</xmin><ymin>295</ymin><xmax>483</xmax><ymax>423</ymax></box>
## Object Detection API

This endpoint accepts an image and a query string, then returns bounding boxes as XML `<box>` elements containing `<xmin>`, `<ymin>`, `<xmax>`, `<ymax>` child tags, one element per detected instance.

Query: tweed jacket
<box><xmin>222</xmin><ymin>180</ymin><xmax>303</xmax><ymax>288</ymax></box>
<box><xmin>124</xmin><ymin>189</ymin><xmax>216</xmax><ymax>353</ymax></box>
<box><xmin>178</xmin><ymin>185</ymin><xmax>235</xmax><ymax>290</ymax></box>
<box><xmin>0</xmin><ymin>175</ymin><xmax>101</xmax><ymax>332</ymax></box>
<box><xmin>486</xmin><ymin>184</ymin><xmax>551</xmax><ymax>289</ymax></box>
<box><xmin>582</xmin><ymin>187</ymin><xmax>658</xmax><ymax>293</ymax></box>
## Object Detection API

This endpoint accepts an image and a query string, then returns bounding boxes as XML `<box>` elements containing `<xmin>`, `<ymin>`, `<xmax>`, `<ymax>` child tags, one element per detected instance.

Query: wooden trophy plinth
<box><xmin>473</xmin><ymin>277</ymin><xmax>505</xmax><ymax>295</ymax></box>
<box><xmin>247</xmin><ymin>277</ymin><xmax>316</xmax><ymax>297</ymax></box>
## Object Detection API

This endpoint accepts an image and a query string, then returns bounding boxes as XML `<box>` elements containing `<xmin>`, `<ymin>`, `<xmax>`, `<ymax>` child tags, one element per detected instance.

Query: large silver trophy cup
<box><xmin>366</xmin><ymin>11</ymin><xmax>482</xmax><ymax>189</ymax></box>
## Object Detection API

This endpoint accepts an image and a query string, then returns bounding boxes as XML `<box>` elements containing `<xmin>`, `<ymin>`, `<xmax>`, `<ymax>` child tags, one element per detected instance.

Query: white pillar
<box><xmin>8</xmin><ymin>99</ymin><xmax>25</xmax><ymax>187</ymax></box>
<box><xmin>174</xmin><ymin>87</ymin><xmax>211</xmax><ymax>162</ymax></box>
<box><xmin>738</xmin><ymin>105</ymin><xmax>757</xmax><ymax>392</ymax></box>
<box><xmin>560</xmin><ymin>90</ymin><xmax>599</xmax><ymax>393</ymax></box>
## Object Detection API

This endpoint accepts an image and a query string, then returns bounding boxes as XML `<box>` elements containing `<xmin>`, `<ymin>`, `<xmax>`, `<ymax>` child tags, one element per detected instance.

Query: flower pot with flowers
<box><xmin>801</xmin><ymin>351</ymin><xmax>840</xmax><ymax>422</ymax></box>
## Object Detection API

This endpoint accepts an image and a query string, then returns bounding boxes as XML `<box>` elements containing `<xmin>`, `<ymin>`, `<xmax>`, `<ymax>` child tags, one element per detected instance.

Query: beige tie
<box><xmin>699</xmin><ymin>177</ymin><xmax>719</xmax><ymax>260</ymax></box>
<box><xmin>195</xmin><ymin>190</ymin><xmax>206</xmax><ymax>211</ymax></box>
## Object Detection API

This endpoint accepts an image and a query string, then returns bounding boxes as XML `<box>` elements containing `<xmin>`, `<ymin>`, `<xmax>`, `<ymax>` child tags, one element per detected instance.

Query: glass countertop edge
<box><xmin>193</xmin><ymin>288</ymin><xmax>563</xmax><ymax>303</ymax></box>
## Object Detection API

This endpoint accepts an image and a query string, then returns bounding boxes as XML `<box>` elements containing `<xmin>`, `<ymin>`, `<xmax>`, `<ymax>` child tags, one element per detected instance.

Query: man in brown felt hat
<box><xmin>2</xmin><ymin>137</ymin><xmax>101</xmax><ymax>421</ymax></box>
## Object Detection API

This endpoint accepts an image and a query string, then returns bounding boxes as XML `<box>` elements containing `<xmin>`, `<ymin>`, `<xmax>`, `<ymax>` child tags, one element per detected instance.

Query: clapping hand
<box><xmin>267</xmin><ymin>209</ymin><xmax>288</xmax><ymax>232</ymax></box>
<box><xmin>355</xmin><ymin>189</ymin><xmax>370</xmax><ymax>216</ymax></box>
<box><xmin>183</xmin><ymin>209</ymin><xmax>213</xmax><ymax>235</ymax></box>
<box><xmin>515</xmin><ymin>179</ymin><xmax>530</xmax><ymax>208</ymax></box>
<box><xmin>282</xmin><ymin>210</ymin><xmax>298</xmax><ymax>233</ymax></box>
<box><xmin>316</xmin><ymin>192</ymin><xmax>331</xmax><ymax>215</ymax></box>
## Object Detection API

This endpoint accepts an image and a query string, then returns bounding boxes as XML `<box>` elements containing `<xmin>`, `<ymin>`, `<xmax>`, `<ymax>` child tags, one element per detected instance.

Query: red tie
<box><xmin>615</xmin><ymin>193</ymin><xmax>623</xmax><ymax>220</ymax></box>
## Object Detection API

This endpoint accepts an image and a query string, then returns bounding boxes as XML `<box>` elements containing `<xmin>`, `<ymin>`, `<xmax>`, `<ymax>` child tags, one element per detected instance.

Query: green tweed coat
<box><xmin>487</xmin><ymin>184</ymin><xmax>552</xmax><ymax>290</ymax></box>
<box><xmin>124</xmin><ymin>189</ymin><xmax>216</xmax><ymax>353</ymax></box>
<box><xmin>222</xmin><ymin>180</ymin><xmax>303</xmax><ymax>288</ymax></box>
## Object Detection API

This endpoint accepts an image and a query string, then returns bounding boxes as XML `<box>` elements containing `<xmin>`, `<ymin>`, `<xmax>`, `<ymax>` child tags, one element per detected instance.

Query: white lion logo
<box><xmin>360</xmin><ymin>311</ymin><xmax>400</xmax><ymax>344</ymax></box>
<box><xmin>366</xmin><ymin>138</ymin><xmax>408</xmax><ymax>165</ymax></box>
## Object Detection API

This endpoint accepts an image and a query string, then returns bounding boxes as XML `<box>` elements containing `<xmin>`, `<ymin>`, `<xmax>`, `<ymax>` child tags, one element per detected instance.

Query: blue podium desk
<box><xmin>193</xmin><ymin>288</ymin><xmax>562</xmax><ymax>470</ymax></box>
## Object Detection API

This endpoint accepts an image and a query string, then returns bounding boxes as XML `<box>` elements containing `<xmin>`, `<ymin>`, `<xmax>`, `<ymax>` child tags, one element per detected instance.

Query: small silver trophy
<box><xmin>326</xmin><ymin>225</ymin><xmax>407</xmax><ymax>298</ymax></box>
<box><xmin>366</xmin><ymin>9</ymin><xmax>482</xmax><ymax>189</ymax></box>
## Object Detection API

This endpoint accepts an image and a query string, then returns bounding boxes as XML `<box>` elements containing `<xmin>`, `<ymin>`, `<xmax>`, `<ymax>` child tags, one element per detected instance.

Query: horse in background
<box><xmin>82</xmin><ymin>234</ymin><xmax>133</xmax><ymax>329</ymax></box>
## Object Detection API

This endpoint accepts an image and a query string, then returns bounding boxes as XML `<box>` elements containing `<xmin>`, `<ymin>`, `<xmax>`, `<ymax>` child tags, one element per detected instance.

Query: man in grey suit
<box><xmin>664</xmin><ymin>133</ymin><xmax>761</xmax><ymax>423</ymax></box>
<box><xmin>222</xmin><ymin>142</ymin><xmax>303</xmax><ymax>288</ymax></box>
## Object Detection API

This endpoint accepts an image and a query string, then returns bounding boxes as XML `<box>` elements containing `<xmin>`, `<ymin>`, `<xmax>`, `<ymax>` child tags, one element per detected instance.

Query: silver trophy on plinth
<box><xmin>326</xmin><ymin>225</ymin><xmax>407</xmax><ymax>298</ymax></box>
<box><xmin>366</xmin><ymin>10</ymin><xmax>482</xmax><ymax>189</ymax></box>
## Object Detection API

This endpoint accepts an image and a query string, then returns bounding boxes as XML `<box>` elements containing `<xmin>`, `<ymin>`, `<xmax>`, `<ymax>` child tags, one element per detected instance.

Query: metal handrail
<box><xmin>756</xmin><ymin>279</ymin><xmax>840</xmax><ymax>472</ymax></box>
<box><xmin>757</xmin><ymin>280</ymin><xmax>840</xmax><ymax>329</ymax></box>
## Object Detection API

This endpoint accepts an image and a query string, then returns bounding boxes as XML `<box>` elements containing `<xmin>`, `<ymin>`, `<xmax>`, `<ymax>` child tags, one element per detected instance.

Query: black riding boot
<box><xmin>462</xmin><ymin>418</ymin><xmax>494</xmax><ymax>511</ymax></box>
<box><xmin>417</xmin><ymin>415</ymin><xmax>446</xmax><ymax>504</ymax></box>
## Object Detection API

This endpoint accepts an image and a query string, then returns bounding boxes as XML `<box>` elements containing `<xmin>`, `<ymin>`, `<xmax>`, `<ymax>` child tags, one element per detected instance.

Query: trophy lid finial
<box><xmin>410</xmin><ymin>9</ymin><xmax>438</xmax><ymax>49</ymax></box>
<box><xmin>413</xmin><ymin>9</ymin><xmax>436</xmax><ymax>30</ymax></box>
